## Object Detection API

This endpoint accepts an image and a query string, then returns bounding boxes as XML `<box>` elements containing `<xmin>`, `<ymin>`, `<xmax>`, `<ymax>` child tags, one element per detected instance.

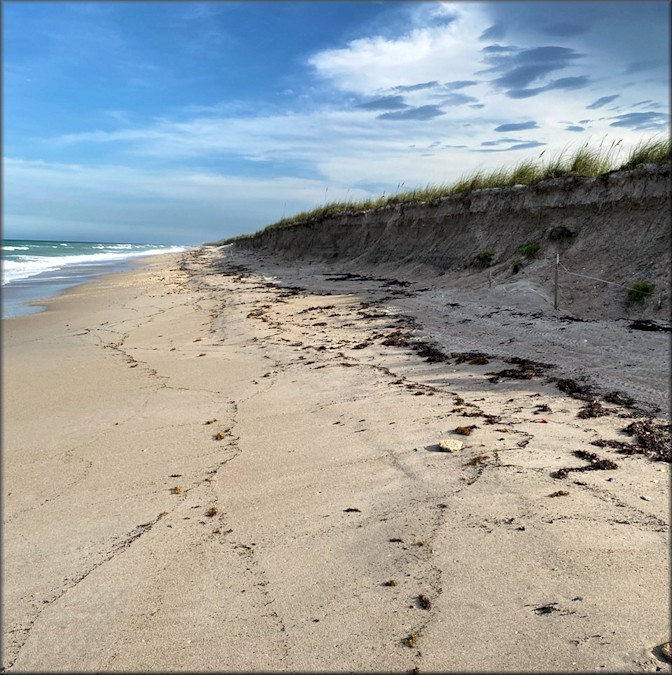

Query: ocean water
<box><xmin>2</xmin><ymin>239</ymin><xmax>187</xmax><ymax>318</ymax></box>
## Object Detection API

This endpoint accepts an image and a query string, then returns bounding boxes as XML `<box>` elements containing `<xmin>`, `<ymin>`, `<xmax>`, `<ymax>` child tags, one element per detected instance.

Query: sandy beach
<box><xmin>2</xmin><ymin>247</ymin><xmax>670</xmax><ymax>672</ymax></box>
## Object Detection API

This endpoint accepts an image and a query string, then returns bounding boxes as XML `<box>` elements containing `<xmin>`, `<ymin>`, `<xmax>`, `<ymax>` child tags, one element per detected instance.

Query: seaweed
<box><xmin>417</xmin><ymin>594</ymin><xmax>432</xmax><ymax>610</ymax></box>
<box><xmin>487</xmin><ymin>358</ymin><xmax>551</xmax><ymax>383</ymax></box>
<box><xmin>622</xmin><ymin>419</ymin><xmax>672</xmax><ymax>462</ymax></box>
<box><xmin>554</xmin><ymin>450</ymin><xmax>618</xmax><ymax>479</ymax></box>
<box><xmin>454</xmin><ymin>425</ymin><xmax>477</xmax><ymax>436</ymax></box>
<box><xmin>577</xmin><ymin>401</ymin><xmax>611</xmax><ymax>419</ymax></box>
<box><xmin>405</xmin><ymin>632</ymin><xmax>421</xmax><ymax>648</ymax></box>
<box><xmin>602</xmin><ymin>390</ymin><xmax>635</xmax><ymax>407</ymax></box>
<box><xmin>466</xmin><ymin>454</ymin><xmax>490</xmax><ymax>466</ymax></box>
<box><xmin>555</xmin><ymin>378</ymin><xmax>597</xmax><ymax>401</ymax></box>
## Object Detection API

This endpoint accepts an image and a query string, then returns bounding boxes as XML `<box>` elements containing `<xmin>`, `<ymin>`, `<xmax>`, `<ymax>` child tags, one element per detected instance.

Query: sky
<box><xmin>3</xmin><ymin>1</ymin><xmax>670</xmax><ymax>245</ymax></box>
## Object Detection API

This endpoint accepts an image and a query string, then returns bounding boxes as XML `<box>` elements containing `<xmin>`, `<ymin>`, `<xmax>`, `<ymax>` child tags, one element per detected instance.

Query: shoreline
<box><xmin>2</xmin><ymin>251</ymin><xmax>189</xmax><ymax>320</ymax></box>
<box><xmin>3</xmin><ymin>247</ymin><xmax>669</xmax><ymax>671</ymax></box>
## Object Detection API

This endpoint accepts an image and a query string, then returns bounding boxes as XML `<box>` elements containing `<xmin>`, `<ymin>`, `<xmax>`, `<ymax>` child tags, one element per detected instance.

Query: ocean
<box><xmin>2</xmin><ymin>239</ymin><xmax>188</xmax><ymax>319</ymax></box>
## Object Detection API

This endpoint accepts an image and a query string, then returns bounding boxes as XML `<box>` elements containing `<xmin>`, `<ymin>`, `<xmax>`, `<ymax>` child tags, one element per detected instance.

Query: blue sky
<box><xmin>3</xmin><ymin>1</ymin><xmax>669</xmax><ymax>245</ymax></box>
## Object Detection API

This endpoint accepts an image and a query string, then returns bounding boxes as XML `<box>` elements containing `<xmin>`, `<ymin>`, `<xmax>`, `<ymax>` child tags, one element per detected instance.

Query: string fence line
<box><xmin>483</xmin><ymin>253</ymin><xmax>663</xmax><ymax>311</ymax></box>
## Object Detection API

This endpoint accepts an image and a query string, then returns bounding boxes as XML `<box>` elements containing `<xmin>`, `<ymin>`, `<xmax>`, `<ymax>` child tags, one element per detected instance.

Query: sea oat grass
<box><xmin>217</xmin><ymin>137</ymin><xmax>670</xmax><ymax>243</ymax></box>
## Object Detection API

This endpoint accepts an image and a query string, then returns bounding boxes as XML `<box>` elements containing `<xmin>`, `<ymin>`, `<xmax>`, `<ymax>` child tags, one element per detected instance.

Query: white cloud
<box><xmin>308</xmin><ymin>2</ymin><xmax>487</xmax><ymax>95</ymax></box>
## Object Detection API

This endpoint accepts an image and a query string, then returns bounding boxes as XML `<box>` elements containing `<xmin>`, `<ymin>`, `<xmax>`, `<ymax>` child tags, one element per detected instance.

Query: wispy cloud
<box><xmin>609</xmin><ymin>111</ymin><xmax>669</xmax><ymax>130</ymax></box>
<box><xmin>494</xmin><ymin>121</ymin><xmax>539</xmax><ymax>132</ymax></box>
<box><xmin>587</xmin><ymin>95</ymin><xmax>620</xmax><ymax>110</ymax></box>
<box><xmin>377</xmin><ymin>105</ymin><xmax>445</xmax><ymax>121</ymax></box>
<box><xmin>356</xmin><ymin>95</ymin><xmax>408</xmax><ymax>111</ymax></box>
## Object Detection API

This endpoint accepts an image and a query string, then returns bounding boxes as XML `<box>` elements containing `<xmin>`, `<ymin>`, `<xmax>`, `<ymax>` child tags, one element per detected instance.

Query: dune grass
<box><xmin>215</xmin><ymin>136</ymin><xmax>669</xmax><ymax>243</ymax></box>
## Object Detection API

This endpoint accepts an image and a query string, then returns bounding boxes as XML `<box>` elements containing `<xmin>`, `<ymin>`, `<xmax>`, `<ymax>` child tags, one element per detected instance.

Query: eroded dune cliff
<box><xmin>232</xmin><ymin>163</ymin><xmax>670</xmax><ymax>320</ymax></box>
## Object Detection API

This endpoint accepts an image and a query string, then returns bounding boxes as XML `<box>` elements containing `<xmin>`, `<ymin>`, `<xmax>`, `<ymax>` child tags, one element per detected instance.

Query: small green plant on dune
<box><xmin>627</xmin><ymin>281</ymin><xmax>655</xmax><ymax>304</ymax></box>
<box><xmin>516</xmin><ymin>240</ymin><xmax>540</xmax><ymax>257</ymax></box>
<box><xmin>475</xmin><ymin>251</ymin><xmax>494</xmax><ymax>267</ymax></box>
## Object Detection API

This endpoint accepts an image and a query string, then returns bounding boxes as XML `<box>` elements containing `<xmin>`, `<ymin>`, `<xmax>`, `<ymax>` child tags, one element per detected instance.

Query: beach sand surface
<box><xmin>2</xmin><ymin>248</ymin><xmax>669</xmax><ymax>672</ymax></box>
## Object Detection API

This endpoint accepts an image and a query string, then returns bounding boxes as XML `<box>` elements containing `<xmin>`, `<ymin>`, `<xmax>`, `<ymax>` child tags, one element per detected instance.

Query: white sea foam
<box><xmin>2</xmin><ymin>246</ymin><xmax>186</xmax><ymax>285</ymax></box>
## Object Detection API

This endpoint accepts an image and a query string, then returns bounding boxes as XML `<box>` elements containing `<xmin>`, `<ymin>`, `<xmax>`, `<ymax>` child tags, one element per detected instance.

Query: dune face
<box><xmin>233</xmin><ymin>163</ymin><xmax>670</xmax><ymax>322</ymax></box>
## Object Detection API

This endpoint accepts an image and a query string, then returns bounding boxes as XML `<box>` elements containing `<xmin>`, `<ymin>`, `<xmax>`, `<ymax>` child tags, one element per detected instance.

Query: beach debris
<box><xmin>659</xmin><ymin>641</ymin><xmax>672</xmax><ymax>662</ymax></box>
<box><xmin>412</xmin><ymin>341</ymin><xmax>448</xmax><ymax>362</ymax></box>
<box><xmin>454</xmin><ymin>425</ymin><xmax>477</xmax><ymax>436</ymax></box>
<box><xmin>466</xmin><ymin>454</ymin><xmax>490</xmax><ymax>466</ymax></box>
<box><xmin>554</xmin><ymin>377</ymin><xmax>597</xmax><ymax>401</ymax></box>
<box><xmin>549</xmin><ymin>490</ymin><xmax>570</xmax><ymax>497</ymax></box>
<box><xmin>389</xmin><ymin>538</ymin><xmax>404</xmax><ymax>543</ymax></box>
<box><xmin>533</xmin><ymin>404</ymin><xmax>551</xmax><ymax>414</ymax></box>
<box><xmin>577</xmin><ymin>400</ymin><xmax>611</xmax><ymax>419</ymax></box>
<box><xmin>640</xmin><ymin>495</ymin><xmax>652</xmax><ymax>501</ymax></box>
<box><xmin>129</xmin><ymin>363</ymin><xmax>139</xmax><ymax>368</ymax></box>
<box><xmin>206</xmin><ymin>506</ymin><xmax>218</xmax><ymax>517</ymax></box>
<box><xmin>590</xmin><ymin>439</ymin><xmax>635</xmax><ymax>451</ymax></box>
<box><xmin>534</xmin><ymin>603</ymin><xmax>559</xmax><ymax>615</ymax></box>
<box><xmin>628</xmin><ymin>319</ymin><xmax>670</xmax><ymax>332</ymax></box>
<box><xmin>172</xmin><ymin>486</ymin><xmax>182</xmax><ymax>495</ymax></box>
<box><xmin>554</xmin><ymin>450</ymin><xmax>618</xmax><ymax>479</ymax></box>
<box><xmin>451</xmin><ymin>351</ymin><xmax>491</xmax><ymax>364</ymax></box>
<box><xmin>535</xmin><ymin>419</ymin><xmax>548</xmax><ymax>423</ymax></box>
<box><xmin>343</xmin><ymin>507</ymin><xmax>361</xmax><ymax>513</ymax></box>
<box><xmin>622</xmin><ymin>419</ymin><xmax>671</xmax><ymax>462</ymax></box>
<box><xmin>404</xmin><ymin>632</ymin><xmax>421</xmax><ymax>648</ymax></box>
<box><xmin>197</xmin><ymin>353</ymin><xmax>207</xmax><ymax>357</ymax></box>
<box><xmin>382</xmin><ymin>579</ymin><xmax>397</xmax><ymax>587</ymax></box>
<box><xmin>214</xmin><ymin>432</ymin><xmax>226</xmax><ymax>441</ymax></box>
<box><xmin>417</xmin><ymin>594</ymin><xmax>432</xmax><ymax>610</ymax></box>
<box><xmin>204</xmin><ymin>419</ymin><xmax>217</xmax><ymax>425</ymax></box>
<box><xmin>415</xmin><ymin>540</ymin><xmax>427</xmax><ymax>547</ymax></box>
<box><xmin>438</xmin><ymin>439</ymin><xmax>464</xmax><ymax>453</ymax></box>
<box><xmin>487</xmin><ymin>357</ymin><xmax>552</xmax><ymax>383</ymax></box>
<box><xmin>169</xmin><ymin>474</ymin><xmax>182</xmax><ymax>478</ymax></box>
<box><xmin>602</xmin><ymin>390</ymin><xmax>635</xmax><ymax>407</ymax></box>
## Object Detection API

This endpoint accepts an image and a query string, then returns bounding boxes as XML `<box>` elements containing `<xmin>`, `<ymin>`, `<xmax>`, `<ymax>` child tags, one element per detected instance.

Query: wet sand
<box><xmin>3</xmin><ymin>247</ymin><xmax>670</xmax><ymax>672</ymax></box>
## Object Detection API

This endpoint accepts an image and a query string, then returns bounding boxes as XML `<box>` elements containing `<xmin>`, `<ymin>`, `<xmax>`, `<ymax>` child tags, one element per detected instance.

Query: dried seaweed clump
<box><xmin>577</xmin><ymin>400</ymin><xmax>611</xmax><ymax>419</ymax></box>
<box><xmin>488</xmin><ymin>358</ymin><xmax>551</xmax><ymax>383</ymax></box>
<box><xmin>554</xmin><ymin>450</ymin><xmax>618</xmax><ymax>479</ymax></box>
<box><xmin>466</xmin><ymin>454</ymin><xmax>490</xmax><ymax>466</ymax></box>
<box><xmin>622</xmin><ymin>419</ymin><xmax>671</xmax><ymax>462</ymax></box>
<box><xmin>454</xmin><ymin>425</ymin><xmax>477</xmax><ymax>436</ymax></box>
<box><xmin>555</xmin><ymin>378</ymin><xmax>597</xmax><ymax>401</ymax></box>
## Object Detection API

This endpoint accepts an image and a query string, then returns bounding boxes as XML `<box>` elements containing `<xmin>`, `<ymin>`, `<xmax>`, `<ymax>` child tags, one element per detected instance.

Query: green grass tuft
<box><xmin>627</xmin><ymin>281</ymin><xmax>655</xmax><ymax>304</ymax></box>
<box><xmin>517</xmin><ymin>240</ymin><xmax>541</xmax><ymax>257</ymax></box>
<box><xmin>475</xmin><ymin>251</ymin><xmax>494</xmax><ymax>267</ymax></box>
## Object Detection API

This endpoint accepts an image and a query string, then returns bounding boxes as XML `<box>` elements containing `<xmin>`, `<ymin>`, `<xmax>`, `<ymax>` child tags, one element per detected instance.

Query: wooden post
<box><xmin>554</xmin><ymin>253</ymin><xmax>560</xmax><ymax>310</ymax></box>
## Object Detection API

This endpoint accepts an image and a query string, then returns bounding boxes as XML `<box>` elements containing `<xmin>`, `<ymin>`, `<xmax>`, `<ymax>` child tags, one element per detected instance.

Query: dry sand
<box><xmin>2</xmin><ymin>247</ymin><xmax>670</xmax><ymax>672</ymax></box>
